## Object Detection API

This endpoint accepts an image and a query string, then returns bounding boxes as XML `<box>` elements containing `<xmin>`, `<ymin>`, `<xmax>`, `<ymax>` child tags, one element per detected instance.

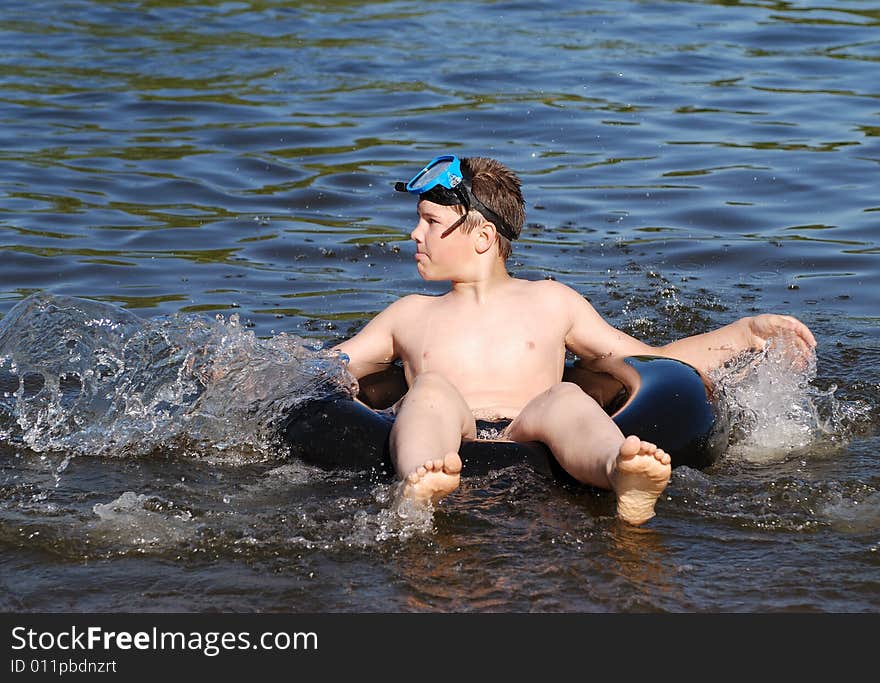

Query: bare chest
<box><xmin>398</xmin><ymin>305</ymin><xmax>566</xmax><ymax>380</ymax></box>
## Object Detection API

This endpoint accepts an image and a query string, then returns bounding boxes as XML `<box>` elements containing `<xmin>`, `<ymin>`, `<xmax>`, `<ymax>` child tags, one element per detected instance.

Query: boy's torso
<box><xmin>392</xmin><ymin>279</ymin><xmax>572</xmax><ymax>419</ymax></box>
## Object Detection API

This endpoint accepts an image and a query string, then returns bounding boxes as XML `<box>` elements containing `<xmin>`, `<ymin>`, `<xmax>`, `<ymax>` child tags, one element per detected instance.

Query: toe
<box><xmin>443</xmin><ymin>452</ymin><xmax>463</xmax><ymax>474</ymax></box>
<box><xmin>620</xmin><ymin>435</ymin><xmax>641</xmax><ymax>457</ymax></box>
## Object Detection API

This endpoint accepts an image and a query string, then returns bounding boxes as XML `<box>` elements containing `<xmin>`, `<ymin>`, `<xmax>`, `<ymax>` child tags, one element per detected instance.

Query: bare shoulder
<box><xmin>519</xmin><ymin>278</ymin><xmax>587</xmax><ymax>307</ymax></box>
<box><xmin>383</xmin><ymin>293</ymin><xmax>434</xmax><ymax>319</ymax></box>
<box><xmin>366</xmin><ymin>293</ymin><xmax>440</xmax><ymax>337</ymax></box>
<box><xmin>341</xmin><ymin>294</ymin><xmax>433</xmax><ymax>340</ymax></box>
<box><xmin>332</xmin><ymin>294</ymin><xmax>435</xmax><ymax>374</ymax></box>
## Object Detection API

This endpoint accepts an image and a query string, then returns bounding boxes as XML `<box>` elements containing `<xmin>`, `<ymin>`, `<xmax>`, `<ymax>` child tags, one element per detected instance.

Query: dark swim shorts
<box><xmin>475</xmin><ymin>418</ymin><xmax>513</xmax><ymax>441</ymax></box>
<box><xmin>375</xmin><ymin>409</ymin><xmax>513</xmax><ymax>441</ymax></box>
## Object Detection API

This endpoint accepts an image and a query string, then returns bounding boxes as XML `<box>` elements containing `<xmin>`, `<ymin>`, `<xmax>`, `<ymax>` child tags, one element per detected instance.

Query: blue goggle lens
<box><xmin>410</xmin><ymin>160</ymin><xmax>452</xmax><ymax>190</ymax></box>
<box><xmin>403</xmin><ymin>155</ymin><xmax>462</xmax><ymax>193</ymax></box>
<box><xmin>394</xmin><ymin>154</ymin><xmax>518</xmax><ymax>241</ymax></box>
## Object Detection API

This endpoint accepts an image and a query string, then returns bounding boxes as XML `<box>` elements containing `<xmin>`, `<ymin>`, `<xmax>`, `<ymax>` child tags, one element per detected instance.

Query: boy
<box><xmin>333</xmin><ymin>155</ymin><xmax>816</xmax><ymax>525</ymax></box>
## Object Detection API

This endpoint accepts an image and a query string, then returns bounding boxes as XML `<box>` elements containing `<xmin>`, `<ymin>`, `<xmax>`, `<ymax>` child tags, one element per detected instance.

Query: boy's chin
<box><xmin>417</xmin><ymin>271</ymin><xmax>448</xmax><ymax>282</ymax></box>
<box><xmin>415</xmin><ymin>265</ymin><xmax>440</xmax><ymax>281</ymax></box>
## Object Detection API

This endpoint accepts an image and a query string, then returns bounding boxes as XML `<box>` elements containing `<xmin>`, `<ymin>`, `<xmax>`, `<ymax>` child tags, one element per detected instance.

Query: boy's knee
<box><xmin>410</xmin><ymin>371</ymin><xmax>454</xmax><ymax>392</ymax></box>
<box><xmin>544</xmin><ymin>381</ymin><xmax>606</xmax><ymax>417</ymax></box>
<box><xmin>546</xmin><ymin>381</ymin><xmax>586</xmax><ymax>402</ymax></box>
<box><xmin>396</xmin><ymin>371</ymin><xmax>475</xmax><ymax>437</ymax></box>
<box><xmin>405</xmin><ymin>371</ymin><xmax>462</xmax><ymax>405</ymax></box>
<box><xmin>510</xmin><ymin>382</ymin><xmax>590</xmax><ymax>438</ymax></box>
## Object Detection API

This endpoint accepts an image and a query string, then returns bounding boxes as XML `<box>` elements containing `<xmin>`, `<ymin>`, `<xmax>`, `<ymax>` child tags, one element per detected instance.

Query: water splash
<box><xmin>709</xmin><ymin>336</ymin><xmax>869</xmax><ymax>463</ymax></box>
<box><xmin>250</xmin><ymin>466</ymin><xmax>435</xmax><ymax>546</ymax></box>
<box><xmin>823</xmin><ymin>490</ymin><xmax>880</xmax><ymax>535</ymax></box>
<box><xmin>0</xmin><ymin>293</ymin><xmax>357</xmax><ymax>460</ymax></box>
<box><xmin>92</xmin><ymin>491</ymin><xmax>197</xmax><ymax>549</ymax></box>
<box><xmin>372</xmin><ymin>483</ymin><xmax>436</xmax><ymax>542</ymax></box>
<box><xmin>667</xmin><ymin>466</ymin><xmax>877</xmax><ymax>533</ymax></box>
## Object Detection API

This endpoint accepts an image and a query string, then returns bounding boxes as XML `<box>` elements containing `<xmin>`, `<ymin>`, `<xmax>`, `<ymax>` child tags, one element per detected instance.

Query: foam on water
<box><xmin>822</xmin><ymin>490</ymin><xmax>880</xmax><ymax>536</ymax></box>
<box><xmin>0</xmin><ymin>293</ymin><xmax>357</xmax><ymax>460</ymax></box>
<box><xmin>91</xmin><ymin>491</ymin><xmax>197</xmax><ymax>549</ymax></box>
<box><xmin>709</xmin><ymin>336</ymin><xmax>870</xmax><ymax>464</ymax></box>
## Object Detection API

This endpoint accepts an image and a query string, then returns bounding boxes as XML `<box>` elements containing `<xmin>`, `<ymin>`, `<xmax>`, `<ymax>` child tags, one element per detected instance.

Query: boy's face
<box><xmin>410</xmin><ymin>199</ymin><xmax>473</xmax><ymax>281</ymax></box>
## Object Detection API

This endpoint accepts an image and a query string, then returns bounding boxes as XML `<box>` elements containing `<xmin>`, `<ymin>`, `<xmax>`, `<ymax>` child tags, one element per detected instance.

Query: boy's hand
<box><xmin>744</xmin><ymin>314</ymin><xmax>817</xmax><ymax>358</ymax></box>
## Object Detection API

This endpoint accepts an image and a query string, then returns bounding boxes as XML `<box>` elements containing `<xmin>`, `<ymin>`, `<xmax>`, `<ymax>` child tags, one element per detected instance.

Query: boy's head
<box><xmin>395</xmin><ymin>155</ymin><xmax>525</xmax><ymax>260</ymax></box>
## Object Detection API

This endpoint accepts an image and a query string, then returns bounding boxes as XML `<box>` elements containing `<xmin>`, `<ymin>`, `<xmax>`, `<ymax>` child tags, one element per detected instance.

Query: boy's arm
<box><xmin>561</xmin><ymin>284</ymin><xmax>656</xmax><ymax>366</ymax></box>
<box><xmin>330</xmin><ymin>298</ymin><xmax>405</xmax><ymax>380</ymax></box>
<box><xmin>560</xmin><ymin>283</ymin><xmax>816</xmax><ymax>377</ymax></box>
<box><xmin>656</xmin><ymin>314</ymin><xmax>816</xmax><ymax>375</ymax></box>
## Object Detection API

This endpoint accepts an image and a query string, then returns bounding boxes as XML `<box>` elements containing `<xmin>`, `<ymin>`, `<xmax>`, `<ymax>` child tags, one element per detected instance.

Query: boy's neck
<box><xmin>449</xmin><ymin>259</ymin><xmax>514</xmax><ymax>304</ymax></box>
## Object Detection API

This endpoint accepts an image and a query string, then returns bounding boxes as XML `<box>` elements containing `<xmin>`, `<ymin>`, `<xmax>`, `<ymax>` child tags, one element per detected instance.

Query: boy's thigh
<box><xmin>505</xmin><ymin>382</ymin><xmax>609</xmax><ymax>442</ymax></box>
<box><xmin>391</xmin><ymin>372</ymin><xmax>477</xmax><ymax>438</ymax></box>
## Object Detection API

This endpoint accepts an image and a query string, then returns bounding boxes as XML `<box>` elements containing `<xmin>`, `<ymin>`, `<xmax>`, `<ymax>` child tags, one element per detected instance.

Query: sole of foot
<box><xmin>399</xmin><ymin>452</ymin><xmax>462</xmax><ymax>506</ymax></box>
<box><xmin>612</xmin><ymin>435</ymin><xmax>672</xmax><ymax>526</ymax></box>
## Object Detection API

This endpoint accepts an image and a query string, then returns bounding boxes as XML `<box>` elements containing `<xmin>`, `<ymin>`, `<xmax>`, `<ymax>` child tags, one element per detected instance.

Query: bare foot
<box><xmin>399</xmin><ymin>452</ymin><xmax>462</xmax><ymax>506</ymax></box>
<box><xmin>610</xmin><ymin>435</ymin><xmax>672</xmax><ymax>526</ymax></box>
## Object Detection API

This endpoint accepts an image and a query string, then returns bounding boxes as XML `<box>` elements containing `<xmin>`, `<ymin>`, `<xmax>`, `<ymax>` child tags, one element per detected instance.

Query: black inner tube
<box><xmin>280</xmin><ymin>355</ymin><xmax>728</xmax><ymax>479</ymax></box>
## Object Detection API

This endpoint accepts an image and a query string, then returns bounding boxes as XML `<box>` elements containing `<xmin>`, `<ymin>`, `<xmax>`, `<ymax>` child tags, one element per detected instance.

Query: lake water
<box><xmin>0</xmin><ymin>0</ymin><xmax>877</xmax><ymax>613</ymax></box>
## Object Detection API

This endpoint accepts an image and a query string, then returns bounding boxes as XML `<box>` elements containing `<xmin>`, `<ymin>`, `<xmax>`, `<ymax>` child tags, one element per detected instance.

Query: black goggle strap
<box><xmin>440</xmin><ymin>212</ymin><xmax>470</xmax><ymax>238</ymax></box>
<box><xmin>418</xmin><ymin>184</ymin><xmax>465</xmax><ymax>208</ymax></box>
<box><xmin>451</xmin><ymin>168</ymin><xmax>516</xmax><ymax>240</ymax></box>
<box><xmin>465</xmin><ymin>191</ymin><xmax>517</xmax><ymax>241</ymax></box>
<box><xmin>422</xmin><ymin>183</ymin><xmax>517</xmax><ymax>241</ymax></box>
<box><xmin>395</xmin><ymin>178</ymin><xmax>517</xmax><ymax>241</ymax></box>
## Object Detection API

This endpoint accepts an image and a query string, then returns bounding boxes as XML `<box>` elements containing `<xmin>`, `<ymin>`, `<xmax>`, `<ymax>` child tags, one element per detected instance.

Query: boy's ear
<box><xmin>474</xmin><ymin>220</ymin><xmax>498</xmax><ymax>255</ymax></box>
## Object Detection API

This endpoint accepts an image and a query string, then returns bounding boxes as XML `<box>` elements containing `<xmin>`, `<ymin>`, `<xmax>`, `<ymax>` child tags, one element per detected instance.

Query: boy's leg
<box><xmin>504</xmin><ymin>382</ymin><xmax>671</xmax><ymax>525</ymax></box>
<box><xmin>390</xmin><ymin>371</ymin><xmax>476</xmax><ymax>505</ymax></box>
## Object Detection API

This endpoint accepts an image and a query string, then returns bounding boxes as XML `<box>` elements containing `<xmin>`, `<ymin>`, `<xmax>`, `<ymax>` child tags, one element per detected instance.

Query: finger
<box><xmin>802</xmin><ymin>325</ymin><xmax>817</xmax><ymax>348</ymax></box>
<box><xmin>787</xmin><ymin>316</ymin><xmax>817</xmax><ymax>348</ymax></box>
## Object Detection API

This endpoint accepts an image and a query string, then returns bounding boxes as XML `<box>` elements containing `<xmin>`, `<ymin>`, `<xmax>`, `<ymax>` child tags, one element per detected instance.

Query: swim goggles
<box><xmin>394</xmin><ymin>155</ymin><xmax>518</xmax><ymax>240</ymax></box>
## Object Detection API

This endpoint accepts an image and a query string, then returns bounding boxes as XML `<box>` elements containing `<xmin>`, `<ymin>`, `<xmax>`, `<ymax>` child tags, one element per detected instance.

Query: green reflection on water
<box><xmin>2</xmin><ymin>191</ymin><xmax>241</xmax><ymax>232</ymax></box>
<box><xmin>238</xmin><ymin>233</ymin><xmax>279</xmax><ymax>243</ymax></box>
<box><xmin>91</xmin><ymin>145</ymin><xmax>210</xmax><ymax>162</ymax></box>
<box><xmin>5</xmin><ymin>191</ymin><xmax>86</xmax><ymax>213</ymax></box>
<box><xmin>81</xmin><ymin>259</ymin><xmax>137</xmax><ymax>266</ymax></box>
<box><xmin>668</xmin><ymin>139</ymin><xmax>862</xmax><ymax>152</ymax></box>
<box><xmin>792</xmin><ymin>271</ymin><xmax>857</xmax><ymax>280</ymax></box>
<box><xmin>782</xmin><ymin>224</ymin><xmax>837</xmax><ymax>231</ymax></box>
<box><xmin>178</xmin><ymin>303</ymin><xmax>236</xmax><ymax>313</ymax></box>
<box><xmin>662</xmin><ymin>164</ymin><xmax>766</xmax><ymax>178</ymax></box>
<box><xmin>280</xmin><ymin>288</ymin><xmax>359</xmax><ymax>299</ymax></box>
<box><xmin>0</xmin><ymin>244</ymin><xmax>244</xmax><ymax>265</ymax></box>
<box><xmin>254</xmin><ymin>307</ymin><xmax>372</xmax><ymax>321</ymax></box>
<box><xmin>0</xmin><ymin>225</ymin><xmax>78</xmax><ymax>240</ymax></box>
<box><xmin>94</xmin><ymin>293</ymin><xmax>188</xmax><ymax>309</ymax></box>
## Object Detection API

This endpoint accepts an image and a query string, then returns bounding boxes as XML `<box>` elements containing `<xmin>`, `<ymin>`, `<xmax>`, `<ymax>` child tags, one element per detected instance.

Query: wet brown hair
<box><xmin>455</xmin><ymin>156</ymin><xmax>525</xmax><ymax>260</ymax></box>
